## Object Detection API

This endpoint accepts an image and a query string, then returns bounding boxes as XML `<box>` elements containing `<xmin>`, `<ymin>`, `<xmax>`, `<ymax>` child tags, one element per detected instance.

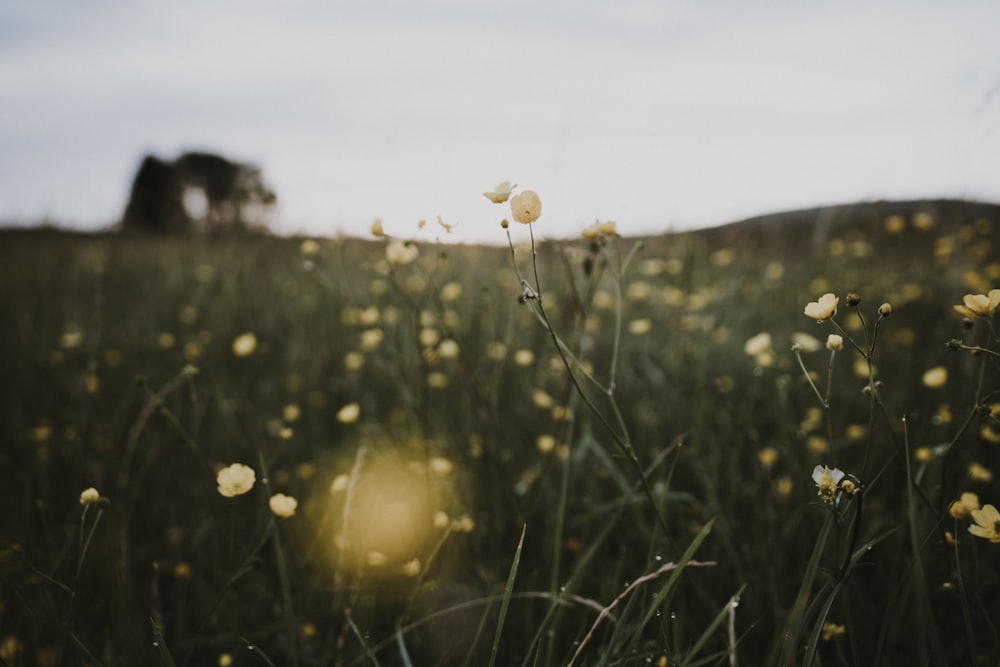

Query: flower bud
<box><xmin>846</xmin><ymin>293</ymin><xmax>861</xmax><ymax>306</ymax></box>
<box><xmin>878</xmin><ymin>302</ymin><xmax>892</xmax><ymax>317</ymax></box>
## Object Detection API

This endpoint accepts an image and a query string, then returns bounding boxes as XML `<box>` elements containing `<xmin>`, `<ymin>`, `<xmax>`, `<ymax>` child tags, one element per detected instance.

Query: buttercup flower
<box><xmin>953</xmin><ymin>289</ymin><xmax>1000</xmax><ymax>318</ymax></box>
<box><xmin>968</xmin><ymin>504</ymin><xmax>1000</xmax><ymax>542</ymax></box>
<box><xmin>231</xmin><ymin>332</ymin><xmax>257</xmax><ymax>357</ymax></box>
<box><xmin>922</xmin><ymin>366</ymin><xmax>947</xmax><ymax>388</ymax></box>
<box><xmin>337</xmin><ymin>402</ymin><xmax>361</xmax><ymax>424</ymax></box>
<box><xmin>804</xmin><ymin>294</ymin><xmax>839</xmax><ymax>322</ymax></box>
<box><xmin>582</xmin><ymin>220</ymin><xmax>618</xmax><ymax>239</ymax></box>
<box><xmin>744</xmin><ymin>332</ymin><xmax>774</xmax><ymax>367</ymax></box>
<box><xmin>822</xmin><ymin>622</ymin><xmax>846</xmax><ymax>641</ymax></box>
<box><xmin>269</xmin><ymin>493</ymin><xmax>298</xmax><ymax>518</ymax></box>
<box><xmin>509</xmin><ymin>190</ymin><xmax>542</xmax><ymax>224</ymax></box>
<box><xmin>401</xmin><ymin>558</ymin><xmax>422</xmax><ymax>577</ymax></box>
<box><xmin>826</xmin><ymin>334</ymin><xmax>844</xmax><ymax>351</ymax></box>
<box><xmin>791</xmin><ymin>332</ymin><xmax>822</xmax><ymax>353</ymax></box>
<box><xmin>79</xmin><ymin>487</ymin><xmax>100</xmax><ymax>505</ymax></box>
<box><xmin>216</xmin><ymin>463</ymin><xmax>256</xmax><ymax>497</ymax></box>
<box><xmin>744</xmin><ymin>332</ymin><xmax>772</xmax><ymax>357</ymax></box>
<box><xmin>949</xmin><ymin>492</ymin><xmax>980</xmax><ymax>520</ymax></box>
<box><xmin>300</xmin><ymin>239</ymin><xmax>319</xmax><ymax>256</ymax></box>
<box><xmin>386</xmin><ymin>238</ymin><xmax>419</xmax><ymax>265</ymax></box>
<box><xmin>812</xmin><ymin>464</ymin><xmax>845</xmax><ymax>504</ymax></box>
<box><xmin>483</xmin><ymin>181</ymin><xmax>516</xmax><ymax>204</ymax></box>
<box><xmin>370</xmin><ymin>218</ymin><xmax>385</xmax><ymax>238</ymax></box>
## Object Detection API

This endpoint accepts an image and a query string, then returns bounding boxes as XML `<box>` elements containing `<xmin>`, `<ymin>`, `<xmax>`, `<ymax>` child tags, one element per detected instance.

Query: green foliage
<box><xmin>0</xmin><ymin>199</ymin><xmax>999</xmax><ymax>665</ymax></box>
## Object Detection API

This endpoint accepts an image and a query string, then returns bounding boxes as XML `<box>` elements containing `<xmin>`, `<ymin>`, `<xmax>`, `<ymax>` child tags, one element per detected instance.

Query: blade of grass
<box><xmin>395</xmin><ymin>620</ymin><xmax>414</xmax><ymax>667</ymax></box>
<box><xmin>638</xmin><ymin>518</ymin><xmax>716</xmax><ymax>631</ymax></box>
<box><xmin>677</xmin><ymin>586</ymin><xmax>746</xmax><ymax>667</ymax></box>
<box><xmin>489</xmin><ymin>523</ymin><xmax>526</xmax><ymax>667</ymax></box>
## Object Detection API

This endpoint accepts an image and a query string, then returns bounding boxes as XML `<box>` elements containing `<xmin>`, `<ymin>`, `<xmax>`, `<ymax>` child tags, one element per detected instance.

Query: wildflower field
<box><xmin>2</xmin><ymin>196</ymin><xmax>1000</xmax><ymax>666</ymax></box>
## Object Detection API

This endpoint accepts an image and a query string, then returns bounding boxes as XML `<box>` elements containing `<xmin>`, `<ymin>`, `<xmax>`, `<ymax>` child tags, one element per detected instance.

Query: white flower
<box><xmin>337</xmin><ymin>402</ymin><xmax>361</xmax><ymax>424</ymax></box>
<box><xmin>385</xmin><ymin>238</ymin><xmax>418</xmax><ymax>265</ymax></box>
<box><xmin>790</xmin><ymin>332</ymin><xmax>822</xmax><ymax>353</ymax></box>
<box><xmin>509</xmin><ymin>190</ymin><xmax>542</xmax><ymax>224</ymax></box>
<box><xmin>954</xmin><ymin>289</ymin><xmax>1000</xmax><ymax>318</ymax></box>
<box><xmin>483</xmin><ymin>181</ymin><xmax>516</xmax><ymax>204</ymax></box>
<box><xmin>811</xmin><ymin>464</ymin><xmax>846</xmax><ymax>504</ymax></box>
<box><xmin>826</xmin><ymin>334</ymin><xmax>844</xmax><ymax>351</ymax></box>
<box><xmin>922</xmin><ymin>366</ymin><xmax>947</xmax><ymax>388</ymax></box>
<box><xmin>231</xmin><ymin>332</ymin><xmax>258</xmax><ymax>357</ymax></box>
<box><xmin>268</xmin><ymin>493</ymin><xmax>298</xmax><ymax>518</ymax></box>
<box><xmin>804</xmin><ymin>293</ymin><xmax>839</xmax><ymax>322</ymax></box>
<box><xmin>79</xmin><ymin>487</ymin><xmax>100</xmax><ymax>505</ymax></box>
<box><xmin>217</xmin><ymin>463</ymin><xmax>256</xmax><ymax>498</ymax></box>
<box><xmin>744</xmin><ymin>332</ymin><xmax>772</xmax><ymax>357</ymax></box>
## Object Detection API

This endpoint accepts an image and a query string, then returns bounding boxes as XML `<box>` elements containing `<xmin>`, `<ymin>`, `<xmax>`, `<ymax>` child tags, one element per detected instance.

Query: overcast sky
<box><xmin>2</xmin><ymin>1</ymin><xmax>999</xmax><ymax>244</ymax></box>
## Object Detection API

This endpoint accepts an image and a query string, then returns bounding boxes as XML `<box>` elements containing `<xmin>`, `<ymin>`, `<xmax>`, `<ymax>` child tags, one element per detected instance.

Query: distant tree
<box><xmin>121</xmin><ymin>151</ymin><xmax>277</xmax><ymax>234</ymax></box>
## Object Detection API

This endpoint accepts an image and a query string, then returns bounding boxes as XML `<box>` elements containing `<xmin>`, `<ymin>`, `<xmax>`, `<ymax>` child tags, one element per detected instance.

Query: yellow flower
<box><xmin>370</xmin><ymin>218</ymin><xmax>385</xmax><ymax>238</ymax></box>
<box><xmin>337</xmin><ymin>402</ymin><xmax>361</xmax><ymax>424</ymax></box>
<box><xmin>300</xmin><ymin>239</ymin><xmax>320</xmax><ymax>256</ymax></box>
<box><xmin>509</xmin><ymin>190</ymin><xmax>542</xmax><ymax>224</ymax></box>
<box><xmin>822</xmin><ymin>622</ymin><xmax>846</xmax><ymax>641</ymax></box>
<box><xmin>628</xmin><ymin>318</ymin><xmax>652</xmax><ymax>335</ymax></box>
<box><xmin>330</xmin><ymin>473</ymin><xmax>350</xmax><ymax>494</ymax></box>
<box><xmin>968</xmin><ymin>462</ymin><xmax>993</xmax><ymax>482</ymax></box>
<box><xmin>536</xmin><ymin>434</ymin><xmax>556</xmax><ymax>453</ymax></box>
<box><xmin>429</xmin><ymin>457</ymin><xmax>454</xmax><ymax>475</ymax></box>
<box><xmin>757</xmin><ymin>447</ymin><xmax>778</xmax><ymax>467</ymax></box>
<box><xmin>60</xmin><ymin>328</ymin><xmax>84</xmax><ymax>349</ymax></box>
<box><xmin>433</xmin><ymin>510</ymin><xmax>451</xmax><ymax>530</ymax></box>
<box><xmin>400</xmin><ymin>558</ymin><xmax>422</xmax><ymax>577</ymax></box>
<box><xmin>953</xmin><ymin>289</ymin><xmax>1000</xmax><ymax>318</ymax></box>
<box><xmin>282</xmin><ymin>403</ymin><xmax>302</xmax><ymax>422</ymax></box>
<box><xmin>804</xmin><ymin>293</ymin><xmax>839</xmax><ymax>322</ymax></box>
<box><xmin>436</xmin><ymin>215</ymin><xmax>457</xmax><ymax>233</ymax></box>
<box><xmin>366</xmin><ymin>551</ymin><xmax>388</xmax><ymax>567</ymax></box>
<box><xmin>744</xmin><ymin>332</ymin><xmax>774</xmax><ymax>367</ymax></box>
<box><xmin>386</xmin><ymin>238</ymin><xmax>419</xmax><ymax>265</ymax></box>
<box><xmin>922</xmin><ymin>366</ymin><xmax>947</xmax><ymax>388</ymax></box>
<box><xmin>812</xmin><ymin>464</ymin><xmax>845</xmax><ymax>504</ymax></box>
<box><xmin>582</xmin><ymin>219</ymin><xmax>618</xmax><ymax>238</ymax></box>
<box><xmin>483</xmin><ymin>181</ymin><xmax>516</xmax><ymax>204</ymax></box>
<box><xmin>949</xmin><ymin>492</ymin><xmax>980</xmax><ymax>520</ymax></box>
<box><xmin>269</xmin><ymin>493</ymin><xmax>298</xmax><ymax>518</ymax></box>
<box><xmin>231</xmin><ymin>332</ymin><xmax>258</xmax><ymax>357</ymax></box>
<box><xmin>513</xmin><ymin>349</ymin><xmax>535</xmax><ymax>366</ymax></box>
<box><xmin>452</xmin><ymin>514</ymin><xmax>476</xmax><ymax>533</ymax></box>
<box><xmin>744</xmin><ymin>332</ymin><xmax>772</xmax><ymax>357</ymax></box>
<box><xmin>79</xmin><ymin>487</ymin><xmax>100</xmax><ymax>505</ymax></box>
<box><xmin>791</xmin><ymin>332</ymin><xmax>821</xmax><ymax>353</ymax></box>
<box><xmin>216</xmin><ymin>463</ymin><xmax>256</xmax><ymax>498</ymax></box>
<box><xmin>968</xmin><ymin>504</ymin><xmax>1000</xmax><ymax>542</ymax></box>
<box><xmin>826</xmin><ymin>334</ymin><xmax>844</xmax><ymax>351</ymax></box>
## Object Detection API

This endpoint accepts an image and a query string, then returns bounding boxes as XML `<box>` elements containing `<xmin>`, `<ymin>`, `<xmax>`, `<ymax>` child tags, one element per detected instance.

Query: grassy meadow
<box><xmin>1</xmin><ymin>198</ymin><xmax>1000</xmax><ymax>666</ymax></box>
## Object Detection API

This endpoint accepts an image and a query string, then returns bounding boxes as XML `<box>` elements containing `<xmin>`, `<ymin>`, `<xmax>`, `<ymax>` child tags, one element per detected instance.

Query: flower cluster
<box><xmin>484</xmin><ymin>181</ymin><xmax>542</xmax><ymax>225</ymax></box>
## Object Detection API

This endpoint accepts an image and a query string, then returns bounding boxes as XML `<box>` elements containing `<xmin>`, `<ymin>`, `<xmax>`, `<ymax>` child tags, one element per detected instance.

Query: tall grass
<box><xmin>0</xmin><ymin>199</ymin><xmax>998</xmax><ymax>665</ymax></box>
